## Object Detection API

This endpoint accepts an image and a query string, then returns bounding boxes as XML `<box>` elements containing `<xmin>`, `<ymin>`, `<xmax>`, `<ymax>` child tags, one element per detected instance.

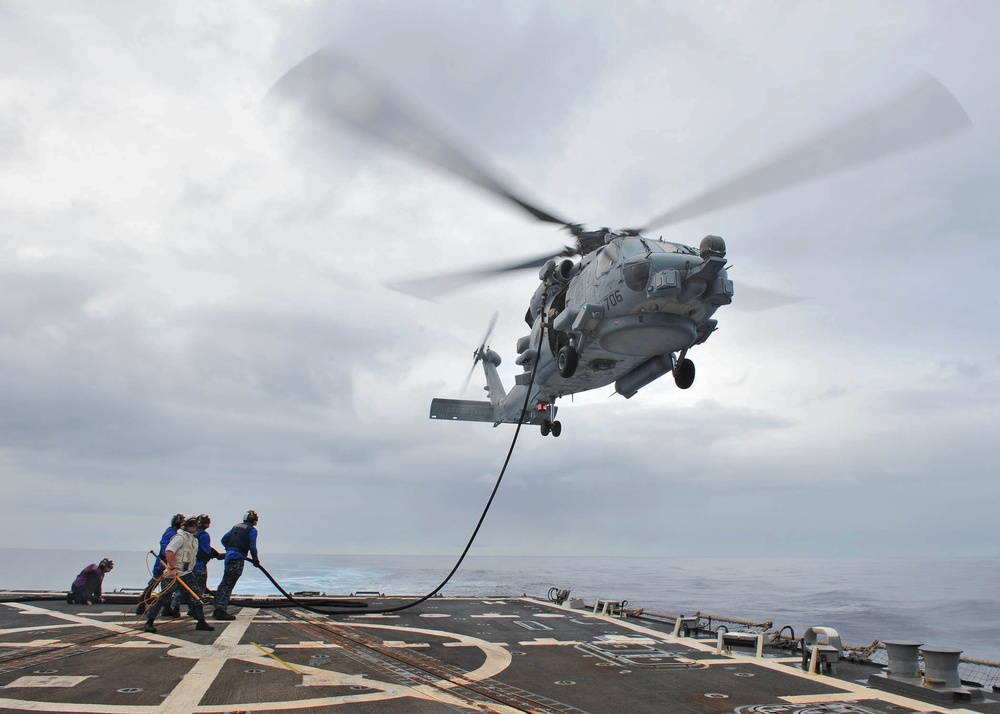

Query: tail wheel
<box><xmin>557</xmin><ymin>345</ymin><xmax>578</xmax><ymax>378</ymax></box>
<box><xmin>674</xmin><ymin>358</ymin><xmax>695</xmax><ymax>389</ymax></box>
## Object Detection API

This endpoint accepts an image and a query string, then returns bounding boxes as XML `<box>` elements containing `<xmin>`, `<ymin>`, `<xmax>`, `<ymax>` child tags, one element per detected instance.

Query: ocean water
<box><xmin>3</xmin><ymin>549</ymin><xmax>997</xmax><ymax>660</ymax></box>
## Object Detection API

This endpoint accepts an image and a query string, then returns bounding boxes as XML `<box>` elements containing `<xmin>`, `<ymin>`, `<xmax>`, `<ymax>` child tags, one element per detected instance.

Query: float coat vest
<box><xmin>222</xmin><ymin>523</ymin><xmax>251</xmax><ymax>556</ymax></box>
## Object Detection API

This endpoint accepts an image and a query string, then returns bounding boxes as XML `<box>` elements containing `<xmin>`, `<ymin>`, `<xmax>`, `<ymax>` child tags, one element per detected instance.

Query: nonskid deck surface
<box><xmin>0</xmin><ymin>594</ymin><xmax>995</xmax><ymax>713</ymax></box>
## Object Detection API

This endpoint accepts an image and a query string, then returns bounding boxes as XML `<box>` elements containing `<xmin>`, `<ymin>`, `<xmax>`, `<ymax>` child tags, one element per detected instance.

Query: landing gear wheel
<box><xmin>540</xmin><ymin>420</ymin><xmax>551</xmax><ymax>436</ymax></box>
<box><xmin>550</xmin><ymin>420</ymin><xmax>562</xmax><ymax>437</ymax></box>
<box><xmin>673</xmin><ymin>358</ymin><xmax>695</xmax><ymax>389</ymax></box>
<box><xmin>557</xmin><ymin>345</ymin><xmax>578</xmax><ymax>378</ymax></box>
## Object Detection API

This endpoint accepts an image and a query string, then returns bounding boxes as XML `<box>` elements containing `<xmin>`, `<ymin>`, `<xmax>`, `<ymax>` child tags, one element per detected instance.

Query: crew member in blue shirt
<box><xmin>194</xmin><ymin>513</ymin><xmax>224</xmax><ymax>596</ymax></box>
<box><xmin>212</xmin><ymin>510</ymin><xmax>260</xmax><ymax>621</ymax></box>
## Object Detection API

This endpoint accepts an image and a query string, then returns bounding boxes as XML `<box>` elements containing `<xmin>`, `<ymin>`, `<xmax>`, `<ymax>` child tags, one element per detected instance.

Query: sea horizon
<box><xmin>3</xmin><ymin>549</ymin><xmax>997</xmax><ymax>660</ymax></box>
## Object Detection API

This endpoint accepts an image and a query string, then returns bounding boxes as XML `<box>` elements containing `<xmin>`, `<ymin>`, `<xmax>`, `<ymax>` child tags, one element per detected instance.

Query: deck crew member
<box><xmin>171</xmin><ymin>513</ymin><xmax>223</xmax><ymax>615</ymax></box>
<box><xmin>213</xmin><ymin>510</ymin><xmax>260</xmax><ymax>621</ymax></box>
<box><xmin>67</xmin><ymin>558</ymin><xmax>114</xmax><ymax>605</ymax></box>
<box><xmin>138</xmin><ymin>513</ymin><xmax>185</xmax><ymax>616</ymax></box>
<box><xmin>142</xmin><ymin>516</ymin><xmax>215</xmax><ymax>633</ymax></box>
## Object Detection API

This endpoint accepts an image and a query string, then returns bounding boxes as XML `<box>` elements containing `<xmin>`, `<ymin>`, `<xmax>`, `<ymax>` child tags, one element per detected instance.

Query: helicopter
<box><xmin>269</xmin><ymin>49</ymin><xmax>971</xmax><ymax>437</ymax></box>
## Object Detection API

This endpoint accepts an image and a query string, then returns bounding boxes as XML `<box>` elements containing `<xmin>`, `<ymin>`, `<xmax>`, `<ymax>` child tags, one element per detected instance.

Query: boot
<box><xmin>195</xmin><ymin>620</ymin><xmax>215</xmax><ymax>631</ymax></box>
<box><xmin>163</xmin><ymin>607</ymin><xmax>179</xmax><ymax>618</ymax></box>
<box><xmin>66</xmin><ymin>592</ymin><xmax>74</xmax><ymax>604</ymax></box>
<box><xmin>143</xmin><ymin>621</ymin><xmax>157</xmax><ymax>633</ymax></box>
<box><xmin>212</xmin><ymin>609</ymin><xmax>235</xmax><ymax>621</ymax></box>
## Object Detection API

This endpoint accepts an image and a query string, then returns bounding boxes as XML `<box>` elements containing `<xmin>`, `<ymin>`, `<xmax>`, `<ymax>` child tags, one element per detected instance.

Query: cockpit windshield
<box><xmin>619</xmin><ymin>236</ymin><xmax>698</xmax><ymax>257</ymax></box>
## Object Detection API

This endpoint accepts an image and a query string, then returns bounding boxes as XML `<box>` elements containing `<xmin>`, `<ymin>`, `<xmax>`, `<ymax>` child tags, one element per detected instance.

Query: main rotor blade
<box><xmin>732</xmin><ymin>283</ymin><xmax>803</xmax><ymax>312</ymax></box>
<box><xmin>388</xmin><ymin>249</ymin><xmax>574</xmax><ymax>300</ymax></box>
<box><xmin>268</xmin><ymin>48</ymin><xmax>571</xmax><ymax>227</ymax></box>
<box><xmin>634</xmin><ymin>75</ymin><xmax>972</xmax><ymax>233</ymax></box>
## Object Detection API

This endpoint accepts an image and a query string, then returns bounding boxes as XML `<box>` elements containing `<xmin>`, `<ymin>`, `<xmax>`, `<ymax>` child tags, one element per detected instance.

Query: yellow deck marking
<box><xmin>252</xmin><ymin>641</ymin><xmax>303</xmax><ymax>674</ymax></box>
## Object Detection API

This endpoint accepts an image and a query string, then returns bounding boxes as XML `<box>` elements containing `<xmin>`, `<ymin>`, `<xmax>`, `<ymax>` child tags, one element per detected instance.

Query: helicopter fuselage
<box><xmin>430</xmin><ymin>232</ymin><xmax>733</xmax><ymax>435</ymax></box>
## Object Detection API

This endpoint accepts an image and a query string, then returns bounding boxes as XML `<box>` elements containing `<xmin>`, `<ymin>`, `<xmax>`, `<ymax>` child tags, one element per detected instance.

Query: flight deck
<box><xmin>1</xmin><ymin>593</ymin><xmax>997</xmax><ymax>713</ymax></box>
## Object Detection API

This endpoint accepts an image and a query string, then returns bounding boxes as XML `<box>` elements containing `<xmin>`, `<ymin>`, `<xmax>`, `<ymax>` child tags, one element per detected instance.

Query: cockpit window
<box><xmin>619</xmin><ymin>237</ymin><xmax>648</xmax><ymax>258</ymax></box>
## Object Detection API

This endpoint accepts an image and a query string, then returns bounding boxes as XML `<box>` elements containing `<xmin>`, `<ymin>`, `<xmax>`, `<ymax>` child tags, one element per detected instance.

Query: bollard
<box><xmin>883</xmin><ymin>641</ymin><xmax>922</xmax><ymax>681</ymax></box>
<box><xmin>920</xmin><ymin>646</ymin><xmax>963</xmax><ymax>689</ymax></box>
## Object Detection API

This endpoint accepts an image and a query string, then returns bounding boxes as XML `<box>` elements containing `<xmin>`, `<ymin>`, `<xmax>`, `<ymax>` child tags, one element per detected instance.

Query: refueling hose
<box><xmin>261</xmin><ymin>316</ymin><xmax>549</xmax><ymax>617</ymax></box>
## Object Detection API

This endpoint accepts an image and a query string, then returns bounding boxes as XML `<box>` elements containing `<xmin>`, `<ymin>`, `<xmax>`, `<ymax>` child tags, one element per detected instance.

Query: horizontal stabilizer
<box><xmin>429</xmin><ymin>398</ymin><xmax>554</xmax><ymax>426</ymax></box>
<box><xmin>430</xmin><ymin>398</ymin><xmax>496</xmax><ymax>423</ymax></box>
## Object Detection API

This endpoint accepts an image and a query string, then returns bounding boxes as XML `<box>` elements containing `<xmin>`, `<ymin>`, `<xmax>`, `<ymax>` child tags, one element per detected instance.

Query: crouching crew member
<box><xmin>213</xmin><ymin>510</ymin><xmax>260</xmax><ymax>621</ymax></box>
<box><xmin>143</xmin><ymin>516</ymin><xmax>214</xmax><ymax>633</ymax></box>
<box><xmin>67</xmin><ymin>558</ymin><xmax>114</xmax><ymax>605</ymax></box>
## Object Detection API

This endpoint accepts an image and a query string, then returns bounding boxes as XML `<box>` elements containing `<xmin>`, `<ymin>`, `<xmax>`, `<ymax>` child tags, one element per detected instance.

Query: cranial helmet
<box><xmin>183</xmin><ymin>515</ymin><xmax>198</xmax><ymax>527</ymax></box>
<box><xmin>197</xmin><ymin>513</ymin><xmax>211</xmax><ymax>527</ymax></box>
<box><xmin>99</xmin><ymin>558</ymin><xmax>114</xmax><ymax>571</ymax></box>
<box><xmin>171</xmin><ymin>513</ymin><xmax>185</xmax><ymax>528</ymax></box>
<box><xmin>244</xmin><ymin>510</ymin><xmax>258</xmax><ymax>524</ymax></box>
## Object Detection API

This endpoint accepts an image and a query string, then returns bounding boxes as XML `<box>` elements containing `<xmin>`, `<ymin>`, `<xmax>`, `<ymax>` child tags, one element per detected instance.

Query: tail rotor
<box><xmin>463</xmin><ymin>312</ymin><xmax>498</xmax><ymax>394</ymax></box>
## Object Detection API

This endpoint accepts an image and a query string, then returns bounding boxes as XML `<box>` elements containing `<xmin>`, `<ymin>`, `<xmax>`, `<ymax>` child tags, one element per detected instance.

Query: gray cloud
<box><xmin>1</xmin><ymin>0</ymin><xmax>999</xmax><ymax>561</ymax></box>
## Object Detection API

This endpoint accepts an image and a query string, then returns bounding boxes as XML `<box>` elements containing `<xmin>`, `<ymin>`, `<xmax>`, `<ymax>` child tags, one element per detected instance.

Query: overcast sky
<box><xmin>2</xmin><ymin>1</ymin><xmax>998</xmax><ymax>560</ymax></box>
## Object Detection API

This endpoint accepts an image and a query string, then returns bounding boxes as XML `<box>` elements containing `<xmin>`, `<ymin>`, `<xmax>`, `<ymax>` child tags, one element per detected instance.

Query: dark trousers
<box><xmin>171</xmin><ymin>567</ymin><xmax>209</xmax><ymax>611</ymax></box>
<box><xmin>145</xmin><ymin>573</ymin><xmax>205</xmax><ymax>623</ymax></box>
<box><xmin>139</xmin><ymin>571</ymin><xmax>172</xmax><ymax>612</ymax></box>
<box><xmin>69</xmin><ymin>583</ymin><xmax>98</xmax><ymax>604</ymax></box>
<box><xmin>214</xmin><ymin>558</ymin><xmax>244</xmax><ymax>612</ymax></box>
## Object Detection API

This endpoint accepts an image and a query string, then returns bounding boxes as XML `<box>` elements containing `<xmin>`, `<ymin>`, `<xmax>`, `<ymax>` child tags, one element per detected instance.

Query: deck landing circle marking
<box><xmin>0</xmin><ymin>607</ymin><xmax>513</xmax><ymax>711</ymax></box>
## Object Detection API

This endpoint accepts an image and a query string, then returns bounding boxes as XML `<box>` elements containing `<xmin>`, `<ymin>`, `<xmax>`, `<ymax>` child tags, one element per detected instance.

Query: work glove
<box><xmin>251</xmin><ymin>559</ymin><xmax>261</xmax><ymax>568</ymax></box>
